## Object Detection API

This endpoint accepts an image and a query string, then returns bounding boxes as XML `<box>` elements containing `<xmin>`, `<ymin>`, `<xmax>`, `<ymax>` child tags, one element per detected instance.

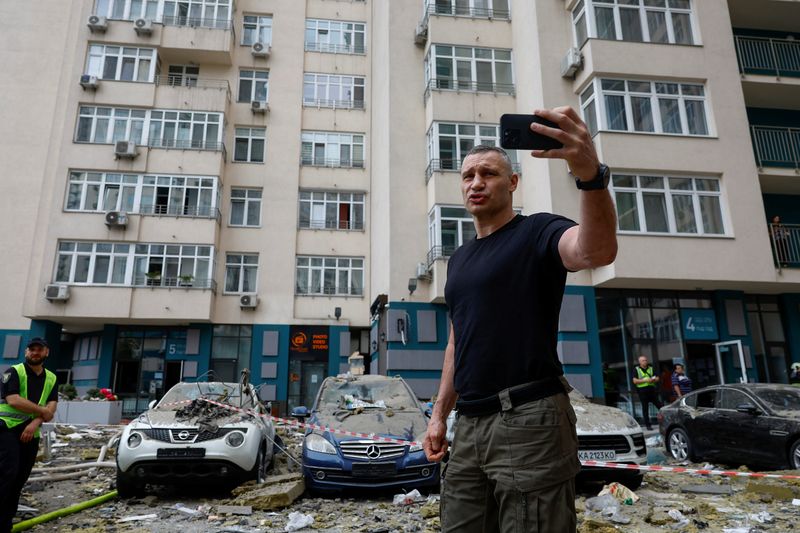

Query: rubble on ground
<box><xmin>14</xmin><ymin>424</ymin><xmax>800</xmax><ymax>532</ymax></box>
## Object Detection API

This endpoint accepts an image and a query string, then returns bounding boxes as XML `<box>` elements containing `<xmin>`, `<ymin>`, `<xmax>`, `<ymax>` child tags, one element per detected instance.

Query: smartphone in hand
<box><xmin>499</xmin><ymin>114</ymin><xmax>564</xmax><ymax>151</ymax></box>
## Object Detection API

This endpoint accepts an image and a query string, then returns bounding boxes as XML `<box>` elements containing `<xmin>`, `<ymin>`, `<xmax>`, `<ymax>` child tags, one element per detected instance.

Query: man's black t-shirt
<box><xmin>0</xmin><ymin>364</ymin><xmax>58</xmax><ymax>431</ymax></box>
<box><xmin>445</xmin><ymin>213</ymin><xmax>577</xmax><ymax>401</ymax></box>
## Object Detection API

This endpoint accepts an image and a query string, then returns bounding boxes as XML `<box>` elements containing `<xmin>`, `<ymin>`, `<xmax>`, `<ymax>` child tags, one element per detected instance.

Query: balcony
<box><xmin>160</xmin><ymin>17</ymin><xmax>235</xmax><ymax>65</ymax></box>
<box><xmin>423</xmin><ymin>1</ymin><xmax>511</xmax><ymax>20</ymax></box>
<box><xmin>132</xmin><ymin>276</ymin><xmax>216</xmax><ymax>290</ymax></box>
<box><xmin>424</xmin><ymin>78</ymin><xmax>515</xmax><ymax>101</ymax></box>
<box><xmin>770</xmin><ymin>223</ymin><xmax>800</xmax><ymax>270</ymax></box>
<box><xmin>303</xmin><ymin>98</ymin><xmax>365</xmax><ymax>110</ymax></box>
<box><xmin>153</xmin><ymin>75</ymin><xmax>231</xmax><ymax>113</ymax></box>
<box><xmin>139</xmin><ymin>204</ymin><xmax>221</xmax><ymax>220</ymax></box>
<box><xmin>300</xmin><ymin>157</ymin><xmax>364</xmax><ymax>169</ymax></box>
<box><xmin>750</xmin><ymin>125</ymin><xmax>800</xmax><ymax>170</ymax></box>
<box><xmin>304</xmin><ymin>42</ymin><xmax>366</xmax><ymax>55</ymax></box>
<box><xmin>426</xmin><ymin>244</ymin><xmax>457</xmax><ymax>269</ymax></box>
<box><xmin>735</xmin><ymin>35</ymin><xmax>800</xmax><ymax>78</ymax></box>
<box><xmin>425</xmin><ymin>158</ymin><xmax>521</xmax><ymax>183</ymax></box>
<box><xmin>299</xmin><ymin>219</ymin><xmax>365</xmax><ymax>231</ymax></box>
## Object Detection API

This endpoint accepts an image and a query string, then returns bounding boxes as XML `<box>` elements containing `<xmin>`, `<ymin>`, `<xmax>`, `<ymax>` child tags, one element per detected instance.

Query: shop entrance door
<box><xmin>714</xmin><ymin>340</ymin><xmax>748</xmax><ymax>384</ymax></box>
<box><xmin>685</xmin><ymin>343</ymin><xmax>718</xmax><ymax>390</ymax></box>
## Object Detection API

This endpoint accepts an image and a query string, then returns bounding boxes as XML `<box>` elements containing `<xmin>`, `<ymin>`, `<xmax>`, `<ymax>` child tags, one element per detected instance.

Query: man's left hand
<box><xmin>529</xmin><ymin>106</ymin><xmax>600</xmax><ymax>182</ymax></box>
<box><xmin>20</xmin><ymin>419</ymin><xmax>41</xmax><ymax>443</ymax></box>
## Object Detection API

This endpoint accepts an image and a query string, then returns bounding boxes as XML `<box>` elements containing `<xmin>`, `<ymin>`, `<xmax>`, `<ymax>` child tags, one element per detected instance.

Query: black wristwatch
<box><xmin>574</xmin><ymin>163</ymin><xmax>610</xmax><ymax>191</ymax></box>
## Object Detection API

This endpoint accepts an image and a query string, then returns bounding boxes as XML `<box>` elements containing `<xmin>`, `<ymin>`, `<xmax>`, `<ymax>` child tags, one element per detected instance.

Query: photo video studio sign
<box><xmin>289</xmin><ymin>326</ymin><xmax>329</xmax><ymax>356</ymax></box>
<box><xmin>680</xmin><ymin>309</ymin><xmax>718</xmax><ymax>341</ymax></box>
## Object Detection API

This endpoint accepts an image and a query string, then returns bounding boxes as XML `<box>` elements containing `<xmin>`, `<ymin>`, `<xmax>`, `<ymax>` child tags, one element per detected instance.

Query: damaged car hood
<box><xmin>134</xmin><ymin>399</ymin><xmax>259</xmax><ymax>430</ymax></box>
<box><xmin>311</xmin><ymin>409</ymin><xmax>428</xmax><ymax>443</ymax></box>
<box><xmin>571</xmin><ymin>400</ymin><xmax>637</xmax><ymax>434</ymax></box>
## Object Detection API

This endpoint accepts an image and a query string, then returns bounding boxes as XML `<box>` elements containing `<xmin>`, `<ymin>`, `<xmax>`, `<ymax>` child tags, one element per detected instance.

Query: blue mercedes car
<box><xmin>293</xmin><ymin>374</ymin><xmax>439</xmax><ymax>493</ymax></box>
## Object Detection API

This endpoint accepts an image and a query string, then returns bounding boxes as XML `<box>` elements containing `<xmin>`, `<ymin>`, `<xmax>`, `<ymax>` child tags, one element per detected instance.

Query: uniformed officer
<box><xmin>0</xmin><ymin>338</ymin><xmax>58</xmax><ymax>533</ymax></box>
<box><xmin>632</xmin><ymin>355</ymin><xmax>662</xmax><ymax>430</ymax></box>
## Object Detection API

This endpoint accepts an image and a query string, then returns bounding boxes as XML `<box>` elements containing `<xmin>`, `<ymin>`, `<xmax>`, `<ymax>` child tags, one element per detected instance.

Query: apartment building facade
<box><xmin>0</xmin><ymin>0</ymin><xmax>798</xmax><ymax>417</ymax></box>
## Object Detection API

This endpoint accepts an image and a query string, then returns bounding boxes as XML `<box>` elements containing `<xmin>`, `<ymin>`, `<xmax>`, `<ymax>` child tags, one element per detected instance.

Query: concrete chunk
<box><xmin>681</xmin><ymin>484</ymin><xmax>733</xmax><ymax>495</ymax></box>
<box><xmin>229</xmin><ymin>473</ymin><xmax>305</xmax><ymax>511</ymax></box>
<box><xmin>216</xmin><ymin>505</ymin><xmax>253</xmax><ymax>516</ymax></box>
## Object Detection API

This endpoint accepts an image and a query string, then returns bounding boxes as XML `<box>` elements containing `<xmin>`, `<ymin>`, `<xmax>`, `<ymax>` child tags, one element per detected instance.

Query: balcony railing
<box><xmin>148</xmin><ymin>139</ymin><xmax>227</xmax><ymax>158</ymax></box>
<box><xmin>424</xmin><ymin>78</ymin><xmax>515</xmax><ymax>100</ymax></box>
<box><xmin>133</xmin><ymin>276</ymin><xmax>217</xmax><ymax>290</ymax></box>
<box><xmin>303</xmin><ymin>98</ymin><xmax>365</xmax><ymax>110</ymax></box>
<box><xmin>735</xmin><ymin>35</ymin><xmax>800</xmax><ymax>78</ymax></box>
<box><xmin>304</xmin><ymin>42</ymin><xmax>366</xmax><ymax>55</ymax></box>
<box><xmin>299</xmin><ymin>219</ymin><xmax>365</xmax><ymax>231</ymax></box>
<box><xmin>769</xmin><ymin>223</ymin><xmax>800</xmax><ymax>269</ymax></box>
<box><xmin>139</xmin><ymin>204</ymin><xmax>221</xmax><ymax>219</ymax></box>
<box><xmin>426</xmin><ymin>244</ymin><xmax>459</xmax><ymax>268</ymax></box>
<box><xmin>162</xmin><ymin>16</ymin><xmax>233</xmax><ymax>31</ymax></box>
<box><xmin>424</xmin><ymin>2</ymin><xmax>511</xmax><ymax>20</ymax></box>
<box><xmin>296</xmin><ymin>286</ymin><xmax>364</xmax><ymax>297</ymax></box>
<box><xmin>425</xmin><ymin>158</ymin><xmax>522</xmax><ymax>182</ymax></box>
<box><xmin>750</xmin><ymin>125</ymin><xmax>800</xmax><ymax>170</ymax></box>
<box><xmin>154</xmin><ymin>75</ymin><xmax>230</xmax><ymax>92</ymax></box>
<box><xmin>300</xmin><ymin>157</ymin><xmax>365</xmax><ymax>169</ymax></box>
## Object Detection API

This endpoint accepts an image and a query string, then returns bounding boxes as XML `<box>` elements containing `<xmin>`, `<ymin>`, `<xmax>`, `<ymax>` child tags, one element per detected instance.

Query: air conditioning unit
<box><xmin>134</xmin><ymin>18</ymin><xmax>153</xmax><ymax>36</ymax></box>
<box><xmin>114</xmin><ymin>140</ymin><xmax>138</xmax><ymax>159</ymax></box>
<box><xmin>416</xmin><ymin>262</ymin><xmax>432</xmax><ymax>281</ymax></box>
<box><xmin>87</xmin><ymin>15</ymin><xmax>108</xmax><ymax>33</ymax></box>
<box><xmin>79</xmin><ymin>74</ymin><xmax>99</xmax><ymax>90</ymax></box>
<box><xmin>240</xmin><ymin>294</ymin><xmax>259</xmax><ymax>309</ymax></box>
<box><xmin>560</xmin><ymin>47</ymin><xmax>583</xmax><ymax>79</ymax></box>
<box><xmin>45</xmin><ymin>284</ymin><xmax>70</xmax><ymax>302</ymax></box>
<box><xmin>251</xmin><ymin>42</ymin><xmax>271</xmax><ymax>58</ymax></box>
<box><xmin>105</xmin><ymin>211</ymin><xmax>129</xmax><ymax>227</ymax></box>
<box><xmin>414</xmin><ymin>23</ymin><xmax>428</xmax><ymax>46</ymax></box>
<box><xmin>251</xmin><ymin>100</ymin><xmax>269</xmax><ymax>114</ymax></box>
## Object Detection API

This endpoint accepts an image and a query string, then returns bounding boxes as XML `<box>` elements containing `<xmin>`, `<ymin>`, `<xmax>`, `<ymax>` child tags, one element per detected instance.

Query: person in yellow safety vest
<box><xmin>631</xmin><ymin>355</ymin><xmax>662</xmax><ymax>431</ymax></box>
<box><xmin>0</xmin><ymin>338</ymin><xmax>57</xmax><ymax>533</ymax></box>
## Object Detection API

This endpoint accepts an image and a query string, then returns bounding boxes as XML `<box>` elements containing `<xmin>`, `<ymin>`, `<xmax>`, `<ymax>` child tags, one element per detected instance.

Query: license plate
<box><xmin>157</xmin><ymin>448</ymin><xmax>205</xmax><ymax>459</ymax></box>
<box><xmin>351</xmin><ymin>462</ymin><xmax>396</xmax><ymax>478</ymax></box>
<box><xmin>578</xmin><ymin>450</ymin><xmax>616</xmax><ymax>461</ymax></box>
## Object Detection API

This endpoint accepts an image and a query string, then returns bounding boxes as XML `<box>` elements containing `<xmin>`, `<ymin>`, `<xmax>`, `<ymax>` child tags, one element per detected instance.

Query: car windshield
<box><xmin>754</xmin><ymin>387</ymin><xmax>800</xmax><ymax>411</ymax></box>
<box><xmin>156</xmin><ymin>382</ymin><xmax>253</xmax><ymax>409</ymax></box>
<box><xmin>316</xmin><ymin>378</ymin><xmax>419</xmax><ymax>411</ymax></box>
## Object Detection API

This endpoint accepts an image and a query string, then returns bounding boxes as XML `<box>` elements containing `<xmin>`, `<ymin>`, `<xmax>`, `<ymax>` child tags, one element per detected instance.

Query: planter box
<box><xmin>54</xmin><ymin>401</ymin><xmax>123</xmax><ymax>425</ymax></box>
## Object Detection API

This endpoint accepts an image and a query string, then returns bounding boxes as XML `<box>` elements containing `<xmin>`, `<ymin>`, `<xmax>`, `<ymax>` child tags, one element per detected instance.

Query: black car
<box><xmin>658</xmin><ymin>383</ymin><xmax>800</xmax><ymax>470</ymax></box>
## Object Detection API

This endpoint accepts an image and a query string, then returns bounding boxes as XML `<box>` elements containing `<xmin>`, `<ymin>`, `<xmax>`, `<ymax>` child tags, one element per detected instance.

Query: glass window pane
<box><xmin>112</xmin><ymin>256</ymin><xmax>127</xmax><ymax>283</ymax></box>
<box><xmin>595</xmin><ymin>7</ymin><xmax>616</xmax><ymax>39</ymax></box>
<box><xmin>234</xmin><ymin>138</ymin><xmax>249</xmax><ymax>161</ymax></box>
<box><xmin>246</xmin><ymin>201</ymin><xmax>260</xmax><ymax>226</ymax></box>
<box><xmin>575</xmin><ymin>13</ymin><xmax>588</xmax><ymax>46</ymax></box>
<box><xmin>643</xmin><ymin>193</ymin><xmax>669</xmax><ymax>232</ymax></box>
<box><xmin>672</xmin><ymin>195</ymin><xmax>697</xmax><ymax>233</ymax></box>
<box><xmin>658</xmin><ymin>98</ymin><xmax>682</xmax><ymax>133</ymax></box>
<box><xmin>605</xmin><ymin>95</ymin><xmax>628</xmax><ymax>130</ymax></box>
<box><xmin>93</xmin><ymin>256</ymin><xmax>110</xmax><ymax>283</ymax></box>
<box><xmin>671</xmin><ymin>12</ymin><xmax>693</xmax><ymax>44</ymax></box>
<box><xmin>619</xmin><ymin>8</ymin><xmax>644</xmax><ymax>41</ymax></box>
<box><xmin>615</xmin><ymin>192</ymin><xmax>640</xmax><ymax>231</ymax></box>
<box><xmin>699</xmin><ymin>196</ymin><xmax>724</xmax><ymax>234</ymax></box>
<box><xmin>631</xmin><ymin>96</ymin><xmax>655</xmax><ymax>132</ymax></box>
<box><xmin>646</xmin><ymin>10</ymin><xmax>668</xmax><ymax>43</ymax></box>
<box><xmin>74</xmin><ymin>256</ymin><xmax>91</xmax><ymax>282</ymax></box>
<box><xmin>685</xmin><ymin>100</ymin><xmax>708</xmax><ymax>135</ymax></box>
<box><xmin>56</xmin><ymin>255</ymin><xmax>72</xmax><ymax>282</ymax></box>
<box><xmin>584</xmin><ymin>100</ymin><xmax>598</xmax><ymax>136</ymax></box>
<box><xmin>225</xmin><ymin>266</ymin><xmax>241</xmax><ymax>292</ymax></box>
<box><xmin>250</xmin><ymin>139</ymin><xmax>265</xmax><ymax>162</ymax></box>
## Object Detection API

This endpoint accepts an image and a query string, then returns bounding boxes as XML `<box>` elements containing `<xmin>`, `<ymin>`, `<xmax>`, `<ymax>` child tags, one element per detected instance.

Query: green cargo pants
<box><xmin>441</xmin><ymin>382</ymin><xmax>580</xmax><ymax>533</ymax></box>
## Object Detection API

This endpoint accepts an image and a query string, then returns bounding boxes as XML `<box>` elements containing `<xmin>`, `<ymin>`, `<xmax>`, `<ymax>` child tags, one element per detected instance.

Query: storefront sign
<box><xmin>680</xmin><ymin>309</ymin><xmax>718</xmax><ymax>340</ymax></box>
<box><xmin>289</xmin><ymin>326</ymin><xmax>329</xmax><ymax>355</ymax></box>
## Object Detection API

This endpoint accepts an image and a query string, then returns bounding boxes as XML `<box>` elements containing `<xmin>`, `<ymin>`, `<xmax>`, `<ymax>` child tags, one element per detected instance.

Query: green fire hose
<box><xmin>12</xmin><ymin>490</ymin><xmax>118</xmax><ymax>532</ymax></box>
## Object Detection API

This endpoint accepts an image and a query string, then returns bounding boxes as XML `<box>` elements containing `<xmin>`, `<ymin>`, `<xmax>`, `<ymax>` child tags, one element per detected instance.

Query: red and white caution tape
<box><xmin>160</xmin><ymin>398</ymin><xmax>800</xmax><ymax>481</ymax></box>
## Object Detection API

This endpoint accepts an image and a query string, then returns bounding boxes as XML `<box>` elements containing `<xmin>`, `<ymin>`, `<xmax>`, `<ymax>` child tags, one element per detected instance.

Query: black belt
<box><xmin>456</xmin><ymin>377</ymin><xmax>566</xmax><ymax>418</ymax></box>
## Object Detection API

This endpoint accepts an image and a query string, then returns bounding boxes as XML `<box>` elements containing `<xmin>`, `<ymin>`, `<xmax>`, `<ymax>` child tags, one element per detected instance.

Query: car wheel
<box><xmin>790</xmin><ymin>439</ymin><xmax>800</xmax><ymax>470</ymax></box>
<box><xmin>116</xmin><ymin>468</ymin><xmax>143</xmax><ymax>498</ymax></box>
<box><xmin>667</xmin><ymin>427</ymin><xmax>696</xmax><ymax>462</ymax></box>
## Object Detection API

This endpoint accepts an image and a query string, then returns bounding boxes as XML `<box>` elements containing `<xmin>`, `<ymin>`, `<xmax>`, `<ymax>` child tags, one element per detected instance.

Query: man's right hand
<box><xmin>39</xmin><ymin>407</ymin><xmax>54</xmax><ymax>422</ymax></box>
<box><xmin>423</xmin><ymin>419</ymin><xmax>449</xmax><ymax>462</ymax></box>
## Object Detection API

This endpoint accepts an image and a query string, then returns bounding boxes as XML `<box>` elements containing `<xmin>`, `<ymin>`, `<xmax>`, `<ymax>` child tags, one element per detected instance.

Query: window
<box><xmin>581</xmin><ymin>78</ymin><xmax>710</xmax><ymax>136</ymax></box>
<box><xmin>572</xmin><ymin>0</ymin><xmax>695</xmax><ymax>46</ymax></box>
<box><xmin>233</xmin><ymin>127</ymin><xmax>266</xmax><ymax>163</ymax></box>
<box><xmin>695</xmin><ymin>389</ymin><xmax>717</xmax><ymax>409</ymax></box>
<box><xmin>75</xmin><ymin>106</ymin><xmax>224</xmax><ymax>150</ymax></box>
<box><xmin>431</xmin><ymin>0</ymin><xmax>510</xmax><ymax>19</ymax></box>
<box><xmin>162</xmin><ymin>0</ymin><xmax>232</xmax><ymax>28</ymax></box>
<box><xmin>166</xmin><ymin>65</ymin><xmax>199</xmax><ymax>87</ymax></box>
<box><xmin>305</xmin><ymin>19</ymin><xmax>366</xmax><ymax>54</ymax></box>
<box><xmin>242</xmin><ymin>14</ymin><xmax>273</xmax><ymax>46</ymax></box>
<box><xmin>66</xmin><ymin>171</ymin><xmax>219</xmax><ymax>217</ymax></box>
<box><xmin>428</xmin><ymin>206</ymin><xmax>477</xmax><ymax>258</ymax></box>
<box><xmin>229</xmin><ymin>188</ymin><xmax>262</xmax><ymax>226</ymax></box>
<box><xmin>238</xmin><ymin>70</ymin><xmax>269</xmax><ymax>103</ymax></box>
<box><xmin>86</xmin><ymin>44</ymin><xmax>155</xmax><ymax>82</ymax></box>
<box><xmin>299</xmin><ymin>191</ymin><xmax>365</xmax><ymax>230</ymax></box>
<box><xmin>301</xmin><ymin>131</ymin><xmax>364</xmax><ymax>168</ymax></box>
<box><xmin>211</xmin><ymin>325</ymin><xmax>252</xmax><ymax>382</ymax></box>
<box><xmin>148</xmin><ymin>110</ymin><xmax>223</xmax><ymax>150</ymax></box>
<box><xmin>424</xmin><ymin>44</ymin><xmax>513</xmax><ymax>94</ymax></box>
<box><xmin>426</xmin><ymin>122</ymin><xmax>518</xmax><ymax>173</ymax></box>
<box><xmin>55</xmin><ymin>241</ymin><xmax>213</xmax><ymax>287</ymax></box>
<box><xmin>93</xmin><ymin>0</ymin><xmax>159</xmax><ymax>21</ymax></box>
<box><xmin>76</xmin><ymin>106</ymin><xmax>146</xmax><ymax>144</ymax></box>
<box><xmin>719</xmin><ymin>389</ymin><xmax>751</xmax><ymax>410</ymax></box>
<box><xmin>611</xmin><ymin>174</ymin><xmax>726</xmax><ymax>236</ymax></box>
<box><xmin>296</xmin><ymin>256</ymin><xmax>364</xmax><ymax>296</ymax></box>
<box><xmin>224</xmin><ymin>254</ymin><xmax>258</xmax><ymax>293</ymax></box>
<box><xmin>303</xmin><ymin>73</ymin><xmax>365</xmax><ymax>109</ymax></box>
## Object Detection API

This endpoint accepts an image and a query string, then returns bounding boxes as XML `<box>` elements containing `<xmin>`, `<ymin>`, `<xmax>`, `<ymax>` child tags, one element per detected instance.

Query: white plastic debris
<box><xmin>65</xmin><ymin>433</ymin><xmax>84</xmax><ymax>440</ymax></box>
<box><xmin>393</xmin><ymin>489</ymin><xmax>424</xmax><ymax>505</ymax></box>
<box><xmin>118</xmin><ymin>513</ymin><xmax>158</xmax><ymax>522</ymax></box>
<box><xmin>748</xmin><ymin>511</ymin><xmax>773</xmax><ymax>524</ymax></box>
<box><xmin>584</xmin><ymin>494</ymin><xmax>630</xmax><ymax>524</ymax></box>
<box><xmin>285</xmin><ymin>511</ymin><xmax>314</xmax><ymax>531</ymax></box>
<box><xmin>173</xmin><ymin>503</ymin><xmax>201</xmax><ymax>516</ymax></box>
<box><xmin>792</xmin><ymin>498</ymin><xmax>800</xmax><ymax>506</ymax></box>
<box><xmin>668</xmin><ymin>509</ymin><xmax>689</xmax><ymax>526</ymax></box>
<box><xmin>645</xmin><ymin>434</ymin><xmax>662</xmax><ymax>447</ymax></box>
